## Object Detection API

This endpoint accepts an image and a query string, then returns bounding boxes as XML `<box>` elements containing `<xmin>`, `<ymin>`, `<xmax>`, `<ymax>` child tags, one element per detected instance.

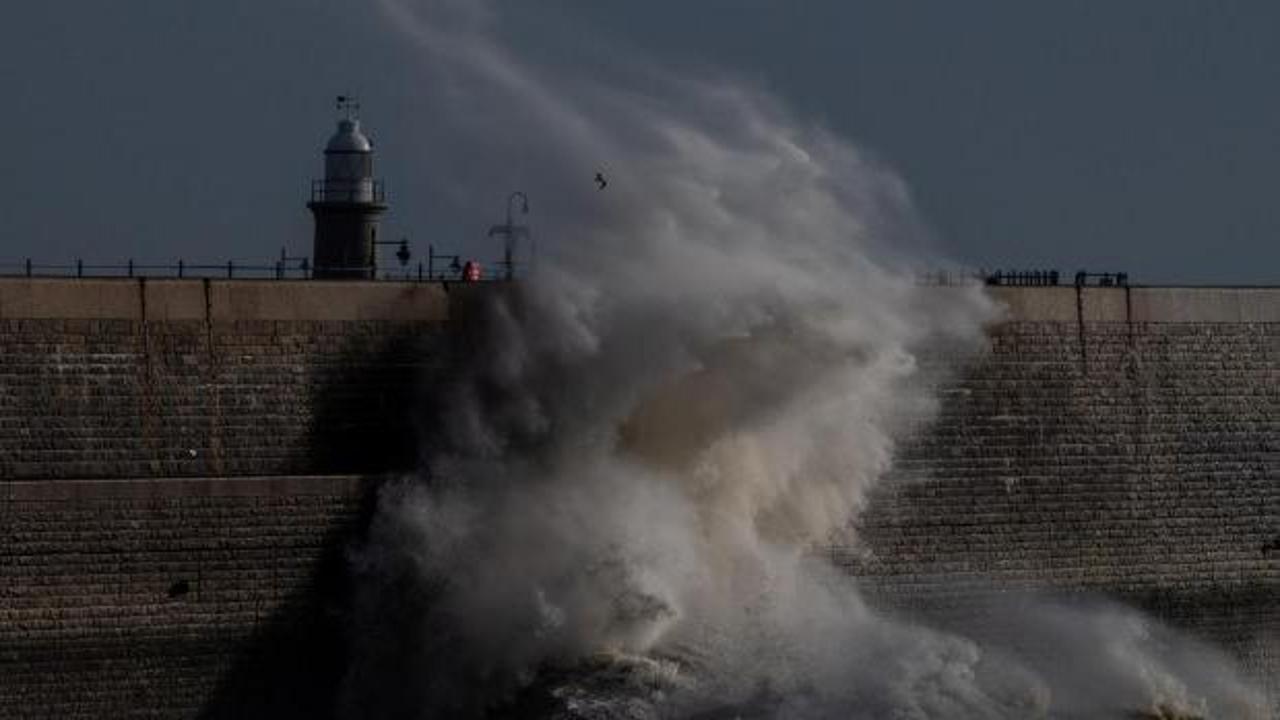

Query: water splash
<box><xmin>340</xmin><ymin>3</ymin><xmax>1267</xmax><ymax>717</ymax></box>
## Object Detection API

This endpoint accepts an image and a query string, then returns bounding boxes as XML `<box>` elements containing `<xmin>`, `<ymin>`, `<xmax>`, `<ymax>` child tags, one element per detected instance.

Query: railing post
<box><xmin>417</xmin><ymin>261</ymin><xmax>423</xmax><ymax>282</ymax></box>
<box><xmin>25</xmin><ymin>258</ymin><xmax>31</xmax><ymax>277</ymax></box>
<box><xmin>178</xmin><ymin>260</ymin><xmax>184</xmax><ymax>278</ymax></box>
<box><xmin>77</xmin><ymin>259</ymin><xmax>83</xmax><ymax>278</ymax></box>
<box><xmin>128</xmin><ymin>259</ymin><xmax>134</xmax><ymax>278</ymax></box>
<box><xmin>276</xmin><ymin>261</ymin><xmax>283</xmax><ymax>280</ymax></box>
<box><xmin>427</xmin><ymin>244</ymin><xmax>433</xmax><ymax>280</ymax></box>
<box><xmin>227</xmin><ymin>260</ymin><xmax>234</xmax><ymax>279</ymax></box>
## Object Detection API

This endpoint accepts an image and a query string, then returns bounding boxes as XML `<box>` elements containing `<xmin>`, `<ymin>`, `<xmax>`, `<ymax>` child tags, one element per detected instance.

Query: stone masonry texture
<box><xmin>847</xmin><ymin>316</ymin><xmax>1280</xmax><ymax>704</ymax></box>
<box><xmin>0</xmin><ymin>475</ymin><xmax>370</xmax><ymax>719</ymax></box>
<box><xmin>0</xmin><ymin>280</ymin><xmax>1276</xmax><ymax>716</ymax></box>
<box><xmin>0</xmin><ymin>279</ymin><xmax>451</xmax><ymax>480</ymax></box>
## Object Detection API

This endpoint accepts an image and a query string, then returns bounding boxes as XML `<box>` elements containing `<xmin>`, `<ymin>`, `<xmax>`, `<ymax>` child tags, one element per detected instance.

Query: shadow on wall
<box><xmin>195</xmin><ymin>491</ymin><xmax>375</xmax><ymax>720</ymax></box>
<box><xmin>196</xmin><ymin>296</ymin><xmax>482</xmax><ymax>718</ymax></box>
<box><xmin>306</xmin><ymin>324</ymin><xmax>443</xmax><ymax>475</ymax></box>
<box><xmin>318</xmin><ymin>286</ymin><xmax>528</xmax><ymax>718</ymax></box>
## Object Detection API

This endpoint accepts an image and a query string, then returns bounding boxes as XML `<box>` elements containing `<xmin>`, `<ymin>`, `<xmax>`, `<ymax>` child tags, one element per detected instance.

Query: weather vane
<box><xmin>336</xmin><ymin>94</ymin><xmax>360</xmax><ymax>120</ymax></box>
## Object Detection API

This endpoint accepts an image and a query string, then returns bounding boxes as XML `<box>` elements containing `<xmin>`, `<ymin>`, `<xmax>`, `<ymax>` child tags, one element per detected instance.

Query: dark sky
<box><xmin>2</xmin><ymin>2</ymin><xmax>1276</xmax><ymax>284</ymax></box>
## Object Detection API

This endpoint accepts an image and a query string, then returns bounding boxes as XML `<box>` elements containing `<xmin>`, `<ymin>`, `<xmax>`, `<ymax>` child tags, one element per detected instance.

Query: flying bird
<box><xmin>594</xmin><ymin>172</ymin><xmax>608</xmax><ymax>190</ymax></box>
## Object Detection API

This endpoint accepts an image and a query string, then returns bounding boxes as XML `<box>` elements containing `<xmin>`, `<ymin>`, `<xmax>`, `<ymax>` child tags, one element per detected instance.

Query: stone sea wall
<box><xmin>0</xmin><ymin>278</ymin><xmax>456</xmax><ymax>717</ymax></box>
<box><xmin>849</xmin><ymin>285</ymin><xmax>1280</xmax><ymax>698</ymax></box>
<box><xmin>0</xmin><ymin>475</ymin><xmax>369</xmax><ymax>719</ymax></box>
<box><xmin>0</xmin><ymin>279</ymin><xmax>1275</xmax><ymax>716</ymax></box>
<box><xmin>0</xmin><ymin>279</ymin><xmax>450</xmax><ymax>479</ymax></box>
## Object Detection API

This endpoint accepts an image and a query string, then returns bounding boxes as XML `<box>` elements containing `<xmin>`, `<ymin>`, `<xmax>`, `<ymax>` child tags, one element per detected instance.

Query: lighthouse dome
<box><xmin>326</xmin><ymin>118</ymin><xmax>372</xmax><ymax>153</ymax></box>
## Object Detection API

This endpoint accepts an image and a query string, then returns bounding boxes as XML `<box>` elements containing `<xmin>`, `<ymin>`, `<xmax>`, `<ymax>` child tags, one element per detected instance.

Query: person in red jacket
<box><xmin>462</xmin><ymin>260</ymin><xmax>482</xmax><ymax>282</ymax></box>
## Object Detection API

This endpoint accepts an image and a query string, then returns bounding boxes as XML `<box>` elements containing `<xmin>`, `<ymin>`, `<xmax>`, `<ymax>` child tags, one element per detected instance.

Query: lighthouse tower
<box><xmin>307</xmin><ymin>98</ymin><xmax>388</xmax><ymax>279</ymax></box>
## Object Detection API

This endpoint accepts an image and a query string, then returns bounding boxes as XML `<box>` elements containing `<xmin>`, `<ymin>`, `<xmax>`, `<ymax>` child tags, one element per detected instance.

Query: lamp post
<box><xmin>488</xmin><ymin>191</ymin><xmax>530</xmax><ymax>281</ymax></box>
<box><xmin>426</xmin><ymin>244</ymin><xmax>465</xmax><ymax>281</ymax></box>
<box><xmin>279</xmin><ymin>247</ymin><xmax>310</xmax><ymax>279</ymax></box>
<box><xmin>373</xmin><ymin>238</ymin><xmax>412</xmax><ymax>277</ymax></box>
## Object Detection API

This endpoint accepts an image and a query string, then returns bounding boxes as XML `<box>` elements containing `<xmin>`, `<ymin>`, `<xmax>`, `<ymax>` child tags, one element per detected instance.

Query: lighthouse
<box><xmin>307</xmin><ymin>97</ymin><xmax>388</xmax><ymax>279</ymax></box>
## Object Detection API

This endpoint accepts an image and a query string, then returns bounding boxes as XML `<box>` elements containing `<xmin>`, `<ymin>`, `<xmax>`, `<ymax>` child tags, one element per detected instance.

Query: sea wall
<box><xmin>0</xmin><ymin>279</ymin><xmax>450</xmax><ymax>479</ymax></box>
<box><xmin>0</xmin><ymin>279</ymin><xmax>1276</xmax><ymax>716</ymax></box>
<box><xmin>849</xmin><ymin>285</ymin><xmax>1280</xmax><ymax>694</ymax></box>
<box><xmin>0</xmin><ymin>475</ymin><xmax>370</xmax><ymax>719</ymax></box>
<box><xmin>0</xmin><ymin>278</ymin><xmax>456</xmax><ymax>717</ymax></box>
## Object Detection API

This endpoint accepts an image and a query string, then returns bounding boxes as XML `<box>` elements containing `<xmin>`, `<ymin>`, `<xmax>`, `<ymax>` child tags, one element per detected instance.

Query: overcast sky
<box><xmin>1</xmin><ymin>2</ymin><xmax>1276</xmax><ymax>284</ymax></box>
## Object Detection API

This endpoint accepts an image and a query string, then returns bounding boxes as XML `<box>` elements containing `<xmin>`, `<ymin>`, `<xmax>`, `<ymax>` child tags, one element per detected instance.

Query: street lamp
<box><xmin>278</xmin><ymin>247</ymin><xmax>310</xmax><ymax>279</ymax></box>
<box><xmin>373</xmin><ymin>237</ymin><xmax>412</xmax><ymax>277</ymax></box>
<box><xmin>488</xmin><ymin>191</ymin><xmax>530</xmax><ymax>280</ymax></box>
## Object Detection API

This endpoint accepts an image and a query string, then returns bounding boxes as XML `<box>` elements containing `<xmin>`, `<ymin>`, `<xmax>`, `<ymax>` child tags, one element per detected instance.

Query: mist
<box><xmin>338</xmin><ymin>2</ymin><xmax>1267</xmax><ymax>717</ymax></box>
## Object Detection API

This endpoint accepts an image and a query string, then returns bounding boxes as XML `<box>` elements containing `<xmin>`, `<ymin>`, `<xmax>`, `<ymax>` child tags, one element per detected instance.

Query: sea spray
<box><xmin>340</xmin><ymin>2</ymin><xmax>1267</xmax><ymax>717</ymax></box>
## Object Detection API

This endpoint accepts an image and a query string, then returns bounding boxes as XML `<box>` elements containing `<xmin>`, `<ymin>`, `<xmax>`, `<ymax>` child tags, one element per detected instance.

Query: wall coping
<box><xmin>0</xmin><ymin>278</ymin><xmax>1274</xmax><ymax>323</ymax></box>
<box><xmin>0</xmin><ymin>278</ymin><xmax>450</xmax><ymax>322</ymax></box>
<box><xmin>987</xmin><ymin>285</ymin><xmax>1280</xmax><ymax>323</ymax></box>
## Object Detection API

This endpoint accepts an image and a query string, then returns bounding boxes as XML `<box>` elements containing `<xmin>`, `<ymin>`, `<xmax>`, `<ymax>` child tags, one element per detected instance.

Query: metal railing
<box><xmin>985</xmin><ymin>269</ymin><xmax>1062</xmax><ymax>287</ymax></box>
<box><xmin>916</xmin><ymin>268</ymin><xmax>1132</xmax><ymax>288</ymax></box>
<box><xmin>0</xmin><ymin>259</ymin><xmax>1126</xmax><ymax>287</ymax></box>
<box><xmin>0</xmin><ymin>258</ymin><xmax>516</xmax><ymax>282</ymax></box>
<box><xmin>914</xmin><ymin>269</ymin><xmax>986</xmax><ymax>287</ymax></box>
<box><xmin>309</xmin><ymin>179</ymin><xmax>386</xmax><ymax>204</ymax></box>
<box><xmin>0</xmin><ymin>259</ymin><xmax>311</xmax><ymax>279</ymax></box>
<box><xmin>1073</xmin><ymin>271</ymin><xmax>1129</xmax><ymax>287</ymax></box>
<box><xmin>383</xmin><ymin>258</ymin><xmax>517</xmax><ymax>282</ymax></box>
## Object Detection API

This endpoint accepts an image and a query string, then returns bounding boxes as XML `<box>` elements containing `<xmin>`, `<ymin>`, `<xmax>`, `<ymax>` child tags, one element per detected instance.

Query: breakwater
<box><xmin>0</xmin><ymin>279</ymin><xmax>453</xmax><ymax>717</ymax></box>
<box><xmin>852</xmin><ymin>285</ymin><xmax>1279</xmax><ymax>706</ymax></box>
<box><xmin>0</xmin><ymin>279</ymin><xmax>1275</xmax><ymax>717</ymax></box>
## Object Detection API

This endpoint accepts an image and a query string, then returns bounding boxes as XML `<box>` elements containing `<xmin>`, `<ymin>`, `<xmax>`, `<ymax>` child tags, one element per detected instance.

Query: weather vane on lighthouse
<box><xmin>336</xmin><ymin>94</ymin><xmax>361</xmax><ymax>120</ymax></box>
